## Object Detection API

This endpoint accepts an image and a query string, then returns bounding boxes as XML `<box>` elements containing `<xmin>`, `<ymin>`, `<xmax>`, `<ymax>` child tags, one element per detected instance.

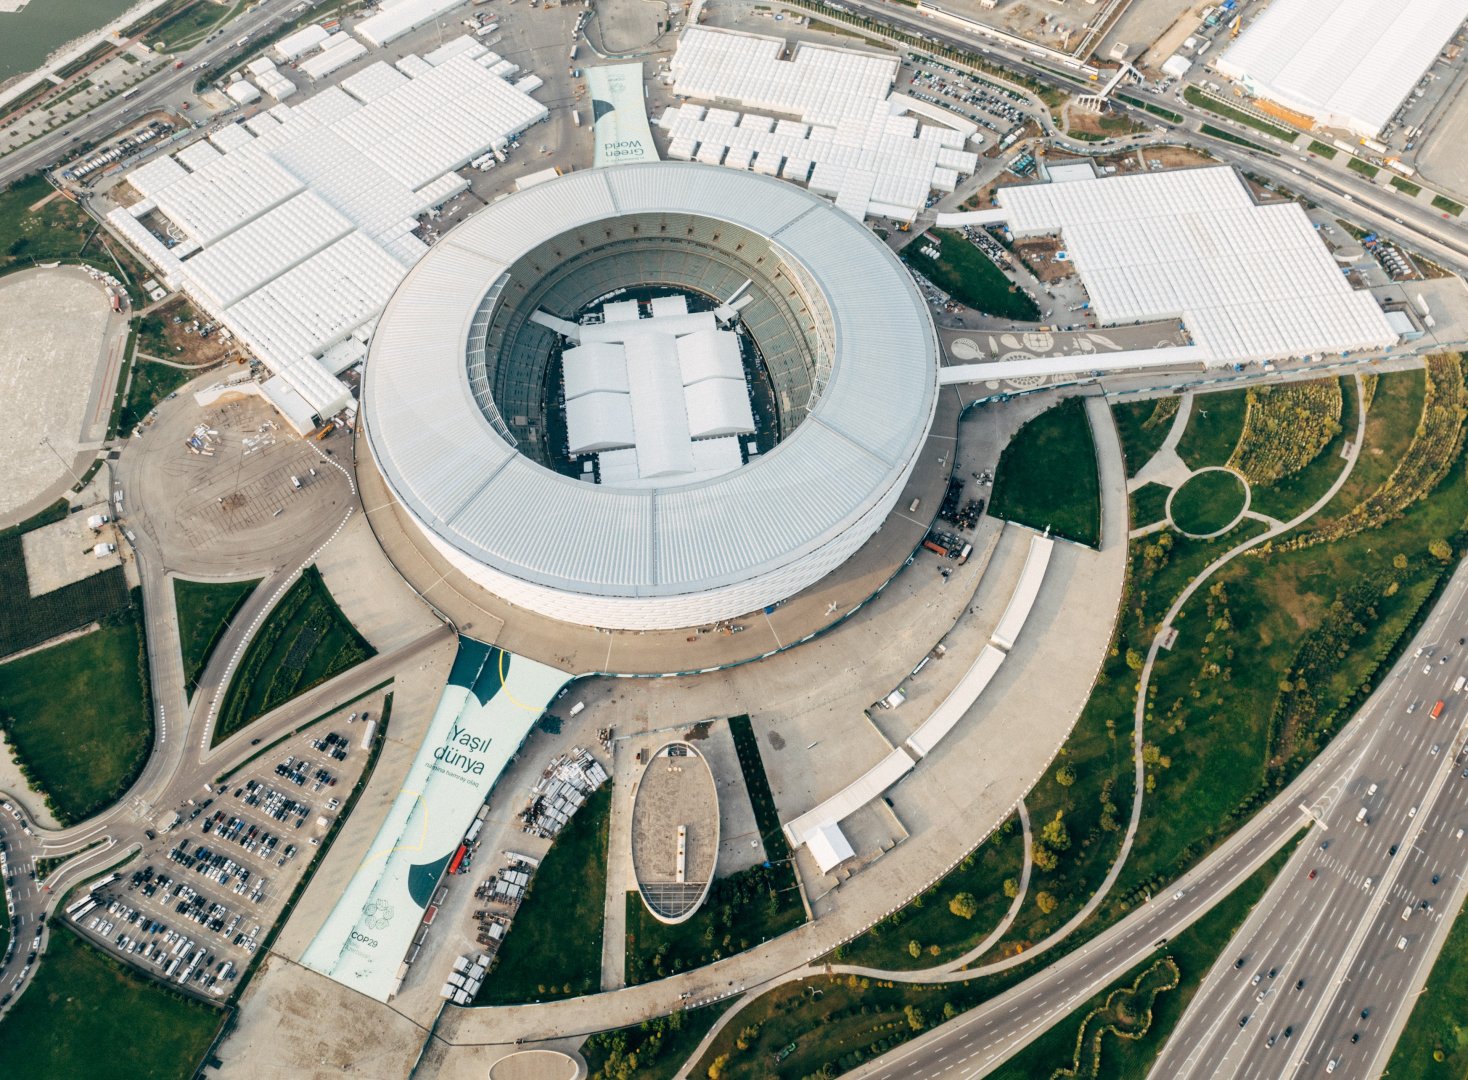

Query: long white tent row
<box><xmin>108</xmin><ymin>43</ymin><xmax>547</xmax><ymax>430</ymax></box>
<box><xmin>666</xmin><ymin>28</ymin><xmax>977</xmax><ymax>222</ymax></box>
<box><xmin>981</xmin><ymin>167</ymin><xmax>1397</xmax><ymax>366</ymax></box>
<box><xmin>354</xmin><ymin>0</ymin><xmax>466</xmax><ymax>48</ymax></box>
<box><xmin>1214</xmin><ymin>0</ymin><xmax>1468</xmax><ymax>138</ymax></box>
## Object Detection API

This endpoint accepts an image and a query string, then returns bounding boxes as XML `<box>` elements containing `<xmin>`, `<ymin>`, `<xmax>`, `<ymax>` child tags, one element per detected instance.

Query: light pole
<box><xmin>39</xmin><ymin>434</ymin><xmax>83</xmax><ymax>488</ymax></box>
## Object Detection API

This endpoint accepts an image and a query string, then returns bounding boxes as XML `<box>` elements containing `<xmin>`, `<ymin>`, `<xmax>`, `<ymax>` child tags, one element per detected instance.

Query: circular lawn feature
<box><xmin>1168</xmin><ymin>468</ymin><xmax>1248</xmax><ymax>538</ymax></box>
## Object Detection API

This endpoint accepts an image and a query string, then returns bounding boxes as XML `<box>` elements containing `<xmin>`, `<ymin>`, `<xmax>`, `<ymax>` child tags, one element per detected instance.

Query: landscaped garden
<box><xmin>212</xmin><ymin>565</ymin><xmax>373</xmax><ymax>744</ymax></box>
<box><xmin>174</xmin><ymin>576</ymin><xmax>258</xmax><ymax>695</ymax></box>
<box><xmin>989</xmin><ymin>397</ymin><xmax>1101</xmax><ymax>546</ymax></box>
<box><xmin>583</xmin><ymin>1001</ymin><xmax>738</xmax><ymax>1080</ymax></box>
<box><xmin>900</xmin><ymin>228</ymin><xmax>1042</xmax><ymax>321</ymax></box>
<box><xmin>1168</xmin><ymin>470</ymin><xmax>1246</xmax><ymax>536</ymax></box>
<box><xmin>1109</xmin><ymin>396</ymin><xmax>1178</xmax><ymax>478</ymax></box>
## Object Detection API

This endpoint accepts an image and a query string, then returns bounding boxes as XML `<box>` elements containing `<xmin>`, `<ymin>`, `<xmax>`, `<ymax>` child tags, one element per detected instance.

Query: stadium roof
<box><xmin>996</xmin><ymin>167</ymin><xmax>1396</xmax><ymax>363</ymax></box>
<box><xmin>1215</xmin><ymin>0</ymin><xmax>1468</xmax><ymax>136</ymax></box>
<box><xmin>364</xmin><ymin>163</ymin><xmax>939</xmax><ymax>609</ymax></box>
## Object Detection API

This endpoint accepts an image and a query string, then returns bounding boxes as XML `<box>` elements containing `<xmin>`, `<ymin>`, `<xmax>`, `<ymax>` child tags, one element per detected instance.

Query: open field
<box><xmin>1169</xmin><ymin>470</ymin><xmax>1245</xmax><ymax>535</ymax></box>
<box><xmin>1175</xmin><ymin>388</ymin><xmax>1248</xmax><ymax>470</ymax></box>
<box><xmin>213</xmin><ymin>565</ymin><xmax>373</xmax><ymax>745</ymax></box>
<box><xmin>1386</xmin><ymin>889</ymin><xmax>1468</xmax><ymax>1077</ymax></box>
<box><xmin>1110</xmin><ymin>397</ymin><xmax>1176</xmax><ymax>478</ymax></box>
<box><xmin>0</xmin><ymin>176</ymin><xmax>149</xmax><ymax>300</ymax></box>
<box><xmin>174</xmin><ymin>576</ymin><xmax>258</xmax><ymax>694</ymax></box>
<box><xmin>118</xmin><ymin>356</ymin><xmax>198</xmax><ymax>433</ymax></box>
<box><xmin>901</xmin><ymin>228</ymin><xmax>1042</xmax><ymax>321</ymax></box>
<box><xmin>989</xmin><ymin>397</ymin><xmax>1101</xmax><ymax>546</ymax></box>
<box><xmin>0</xmin><ymin>606</ymin><xmax>151</xmax><ymax>824</ymax></box>
<box><xmin>476</xmin><ymin>785</ymin><xmax>611</xmax><ymax>1004</ymax></box>
<box><xmin>0</xmin><ymin>928</ymin><xmax>223</xmax><ymax>1080</ymax></box>
<box><xmin>1130</xmin><ymin>483</ymin><xmax>1170</xmax><ymax>530</ymax></box>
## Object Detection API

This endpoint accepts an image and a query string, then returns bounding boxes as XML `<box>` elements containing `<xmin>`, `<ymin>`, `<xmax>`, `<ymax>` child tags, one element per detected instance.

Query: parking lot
<box><xmin>900</xmin><ymin>54</ymin><xmax>1035</xmax><ymax>149</ymax></box>
<box><xmin>67</xmin><ymin>700</ymin><xmax>382</xmax><ymax>1000</ymax></box>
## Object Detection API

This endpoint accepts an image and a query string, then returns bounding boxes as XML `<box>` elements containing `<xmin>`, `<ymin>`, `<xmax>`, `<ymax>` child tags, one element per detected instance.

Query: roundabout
<box><xmin>1166</xmin><ymin>467</ymin><xmax>1250</xmax><ymax>539</ymax></box>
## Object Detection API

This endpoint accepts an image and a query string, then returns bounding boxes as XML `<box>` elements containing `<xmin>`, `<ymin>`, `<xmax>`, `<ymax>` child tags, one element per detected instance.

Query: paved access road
<box><xmin>845</xmin><ymin>558</ymin><xmax>1468</xmax><ymax>1080</ymax></box>
<box><xmin>1152</xmin><ymin>578</ymin><xmax>1468</xmax><ymax>1080</ymax></box>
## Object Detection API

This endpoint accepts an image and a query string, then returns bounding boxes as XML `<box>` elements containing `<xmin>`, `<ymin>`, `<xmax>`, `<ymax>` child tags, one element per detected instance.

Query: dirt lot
<box><xmin>1012</xmin><ymin>237</ymin><xmax>1076</xmax><ymax>283</ymax></box>
<box><xmin>137</xmin><ymin>296</ymin><xmax>238</xmax><ymax>367</ymax></box>
<box><xmin>1139</xmin><ymin>144</ymin><xmax>1216</xmax><ymax>169</ymax></box>
<box><xmin>1067</xmin><ymin>106</ymin><xmax>1147</xmax><ymax>138</ymax></box>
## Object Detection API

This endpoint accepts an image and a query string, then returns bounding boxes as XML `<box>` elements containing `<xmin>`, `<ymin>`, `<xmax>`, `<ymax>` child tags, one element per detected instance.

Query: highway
<box><xmin>846</xmin><ymin>558</ymin><xmax>1468</xmax><ymax>1080</ymax></box>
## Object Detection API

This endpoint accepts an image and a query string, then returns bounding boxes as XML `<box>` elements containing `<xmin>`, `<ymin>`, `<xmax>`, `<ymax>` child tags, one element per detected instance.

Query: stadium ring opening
<box><xmin>362</xmin><ymin>163</ymin><xmax>940</xmax><ymax>630</ymax></box>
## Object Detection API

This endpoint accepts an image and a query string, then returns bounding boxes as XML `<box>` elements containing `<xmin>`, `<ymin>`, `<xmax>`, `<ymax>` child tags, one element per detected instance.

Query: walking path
<box><xmin>1128</xmin><ymin>391</ymin><xmax>1194</xmax><ymax>492</ymax></box>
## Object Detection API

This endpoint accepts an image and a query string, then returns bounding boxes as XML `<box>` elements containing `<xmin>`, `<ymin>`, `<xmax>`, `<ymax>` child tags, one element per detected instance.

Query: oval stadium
<box><xmin>363</xmin><ymin>162</ymin><xmax>940</xmax><ymax>630</ymax></box>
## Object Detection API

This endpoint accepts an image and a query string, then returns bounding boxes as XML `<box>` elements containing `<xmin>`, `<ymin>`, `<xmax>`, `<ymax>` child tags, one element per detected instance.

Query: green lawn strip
<box><xmin>1199</xmin><ymin>124</ymin><xmax>1275</xmax><ymax>154</ymax></box>
<box><xmin>727</xmin><ymin>715</ymin><xmax>800</xmax><ymax>876</ymax></box>
<box><xmin>1175</xmin><ymin>388</ymin><xmax>1249</xmax><ymax>470</ymax></box>
<box><xmin>989</xmin><ymin>397</ymin><xmax>1102</xmax><ymax>547</ymax></box>
<box><xmin>1169</xmin><ymin>471</ymin><xmax>1246</xmax><ymax>535</ymax></box>
<box><xmin>476</xmin><ymin>784</ymin><xmax>612</xmax><ymax>1004</ymax></box>
<box><xmin>1432</xmin><ymin>194</ymin><xmax>1465</xmax><ymax>217</ymax></box>
<box><xmin>1386</xmin><ymin>884</ymin><xmax>1468</xmax><ymax>1076</ymax></box>
<box><xmin>119</xmin><ymin>357</ymin><xmax>199</xmax><ymax>432</ymax></box>
<box><xmin>989</xmin><ymin>835</ymin><xmax>1298</xmax><ymax>1080</ymax></box>
<box><xmin>1307</xmin><ymin>140</ymin><xmax>1338</xmax><ymax>159</ymax></box>
<box><xmin>986</xmin><ymin>519</ymin><xmax>1266</xmax><ymax>956</ymax></box>
<box><xmin>1130</xmin><ymin>483</ymin><xmax>1172</xmax><ymax>531</ymax></box>
<box><xmin>35</xmin><ymin>839</ymin><xmax>106</xmax><ymax>882</ymax></box>
<box><xmin>211</xmin><ymin>565</ymin><xmax>374</xmax><ymax>746</ymax></box>
<box><xmin>1116</xmin><ymin>95</ymin><xmax>1182</xmax><ymax>123</ymax></box>
<box><xmin>900</xmin><ymin>228</ymin><xmax>1041</xmax><ymax>321</ymax></box>
<box><xmin>1183</xmin><ymin>87</ymin><xmax>1298</xmax><ymax>142</ymax></box>
<box><xmin>583</xmin><ymin>999</ymin><xmax>739</xmax><ymax>1080</ymax></box>
<box><xmin>1246</xmin><ymin>376</ymin><xmax>1356</xmax><ymax>522</ymax></box>
<box><xmin>1110</xmin><ymin>397</ymin><xmax>1179</xmax><ymax>479</ymax></box>
<box><xmin>148</xmin><ymin>0</ymin><xmax>247</xmax><ymax>51</ymax></box>
<box><xmin>173</xmin><ymin>577</ymin><xmax>259</xmax><ymax>694</ymax></box>
<box><xmin>1391</xmin><ymin>176</ymin><xmax>1423</xmax><ymax>197</ymax></box>
<box><xmin>1099</xmin><ymin>412</ymin><xmax>1468</xmax><ymax>921</ymax></box>
<box><xmin>0</xmin><ymin>601</ymin><xmax>152</xmax><ymax>825</ymax></box>
<box><xmin>834</xmin><ymin>814</ymin><xmax>1024</xmax><ymax>970</ymax></box>
<box><xmin>627</xmin><ymin>862</ymin><xmax>807</xmax><ymax>983</ymax></box>
<box><xmin>1346</xmin><ymin>157</ymin><xmax>1379</xmax><ymax>179</ymax></box>
<box><xmin>1322</xmin><ymin>369</ymin><xmax>1426</xmax><ymax>516</ymax></box>
<box><xmin>0</xmin><ymin>926</ymin><xmax>224</xmax><ymax>1079</ymax></box>
<box><xmin>0</xmin><ymin>867</ymin><xmax>8</xmax><ymax>960</ymax></box>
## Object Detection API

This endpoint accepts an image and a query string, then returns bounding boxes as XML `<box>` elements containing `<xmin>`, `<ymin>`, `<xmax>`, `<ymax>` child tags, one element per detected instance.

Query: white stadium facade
<box><xmin>363</xmin><ymin>163</ymin><xmax>941</xmax><ymax>630</ymax></box>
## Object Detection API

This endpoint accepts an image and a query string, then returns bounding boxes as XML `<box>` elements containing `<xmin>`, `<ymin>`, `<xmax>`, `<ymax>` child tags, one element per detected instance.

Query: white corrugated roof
<box><xmin>364</xmin><ymin>163</ymin><xmax>939</xmax><ymax>601</ymax></box>
<box><xmin>1215</xmin><ymin>0</ymin><xmax>1468</xmax><ymax>136</ymax></box>
<box><xmin>355</xmin><ymin>0</ymin><xmax>464</xmax><ymax>47</ymax></box>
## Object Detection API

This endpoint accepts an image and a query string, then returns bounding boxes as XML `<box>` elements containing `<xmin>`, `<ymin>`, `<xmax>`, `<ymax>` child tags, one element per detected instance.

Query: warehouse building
<box><xmin>362</xmin><ymin>163</ymin><xmax>941</xmax><ymax>630</ymax></box>
<box><xmin>107</xmin><ymin>43</ymin><xmax>547</xmax><ymax>432</ymax></box>
<box><xmin>1214</xmin><ymin>0</ymin><xmax>1468</xmax><ymax>137</ymax></box>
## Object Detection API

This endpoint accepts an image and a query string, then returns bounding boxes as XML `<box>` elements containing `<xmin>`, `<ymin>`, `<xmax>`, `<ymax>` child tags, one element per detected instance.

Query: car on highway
<box><xmin>1327</xmin><ymin>1059</ymin><xmax>1339</xmax><ymax>1074</ymax></box>
<box><xmin>1295</xmin><ymin>979</ymin><xmax>1306</xmax><ymax>990</ymax></box>
<box><xmin>1308</xmin><ymin>869</ymin><xmax>1317</xmax><ymax>880</ymax></box>
<box><xmin>1431</xmin><ymin>744</ymin><xmax>1441</xmax><ymax>756</ymax></box>
<box><xmin>1238</xmin><ymin>1015</ymin><xmax>1250</xmax><ymax>1028</ymax></box>
<box><xmin>1361</xmin><ymin>1008</ymin><xmax>1370</xmax><ymax>1019</ymax></box>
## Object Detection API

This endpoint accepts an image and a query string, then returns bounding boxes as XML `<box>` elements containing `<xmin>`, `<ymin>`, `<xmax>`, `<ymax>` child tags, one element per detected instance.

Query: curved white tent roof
<box><xmin>363</xmin><ymin>163</ymin><xmax>939</xmax><ymax>628</ymax></box>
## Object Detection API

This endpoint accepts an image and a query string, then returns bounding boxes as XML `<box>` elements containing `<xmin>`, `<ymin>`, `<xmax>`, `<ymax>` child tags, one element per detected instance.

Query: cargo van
<box><xmin>1356</xmin><ymin>807</ymin><xmax>1369</xmax><ymax>824</ymax></box>
<box><xmin>1454</xmin><ymin>675</ymin><xmax>1465</xmax><ymax>692</ymax></box>
<box><xmin>1403</xmin><ymin>905</ymin><xmax>1413</xmax><ymax>921</ymax></box>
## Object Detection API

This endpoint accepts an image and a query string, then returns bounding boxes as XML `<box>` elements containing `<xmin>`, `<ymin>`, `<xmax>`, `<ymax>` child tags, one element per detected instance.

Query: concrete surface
<box><xmin>19</xmin><ymin>504</ymin><xmax>121</xmax><ymax>594</ymax></box>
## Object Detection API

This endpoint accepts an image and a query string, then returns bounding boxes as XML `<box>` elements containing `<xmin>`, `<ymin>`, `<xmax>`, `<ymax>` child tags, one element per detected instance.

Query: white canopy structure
<box><xmin>354</xmin><ymin>0</ymin><xmax>465</xmax><ymax>48</ymax></box>
<box><xmin>1215</xmin><ymin>0</ymin><xmax>1468</xmax><ymax>137</ymax></box>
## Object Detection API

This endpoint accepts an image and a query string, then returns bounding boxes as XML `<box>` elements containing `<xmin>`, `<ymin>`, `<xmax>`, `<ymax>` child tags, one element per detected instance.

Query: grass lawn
<box><xmin>1324</xmin><ymin>370</ymin><xmax>1426</xmax><ymax>515</ymax></box>
<box><xmin>583</xmin><ymin>999</ymin><xmax>738</xmax><ymax>1080</ymax></box>
<box><xmin>1386</xmin><ymin>891</ymin><xmax>1468</xmax><ymax>1077</ymax></box>
<box><xmin>476</xmin><ymin>784</ymin><xmax>612</xmax><ymax>1004</ymax></box>
<box><xmin>989</xmin><ymin>397</ymin><xmax>1101</xmax><ymax>547</ymax></box>
<box><xmin>900</xmin><ymin>228</ymin><xmax>1041</xmax><ymax>321</ymax></box>
<box><xmin>1169</xmin><ymin>470</ymin><xmax>1246</xmax><ymax>535</ymax></box>
<box><xmin>1247</xmin><ymin>377</ymin><xmax>1356</xmax><ymax>522</ymax></box>
<box><xmin>0</xmin><ymin>927</ymin><xmax>223</xmax><ymax>1079</ymax></box>
<box><xmin>1391</xmin><ymin>176</ymin><xmax>1423</xmax><ymax>197</ymax></box>
<box><xmin>1432</xmin><ymin>194</ymin><xmax>1465</xmax><ymax>217</ymax></box>
<box><xmin>989</xmin><ymin>835</ymin><xmax>1298</xmax><ymax>1080</ymax></box>
<box><xmin>1131</xmin><ymin>483</ymin><xmax>1172</xmax><ymax>530</ymax></box>
<box><xmin>118</xmin><ymin>356</ymin><xmax>197</xmax><ymax>432</ymax></box>
<box><xmin>1116</xmin><ymin>95</ymin><xmax>1182</xmax><ymax>123</ymax></box>
<box><xmin>0</xmin><ymin>528</ymin><xmax>131</xmax><ymax>661</ymax></box>
<box><xmin>1175</xmin><ymin>388</ymin><xmax>1249</xmax><ymax>470</ymax></box>
<box><xmin>0</xmin><ymin>613</ymin><xmax>151</xmax><ymax>825</ymax></box>
<box><xmin>836</xmin><ymin>814</ymin><xmax>1024</xmax><ymax>969</ymax></box>
<box><xmin>148</xmin><ymin>0</ymin><xmax>248</xmax><ymax>51</ymax></box>
<box><xmin>1184</xmin><ymin>87</ymin><xmax>1298</xmax><ymax>142</ymax></box>
<box><xmin>1307</xmin><ymin>140</ymin><xmax>1338</xmax><ymax>159</ymax></box>
<box><xmin>212</xmin><ymin>565</ymin><xmax>373</xmax><ymax>745</ymax></box>
<box><xmin>174</xmin><ymin>577</ymin><xmax>259</xmax><ymax>695</ymax></box>
<box><xmin>1199</xmin><ymin>124</ymin><xmax>1274</xmax><ymax>154</ymax></box>
<box><xmin>1346</xmin><ymin>157</ymin><xmax>1379</xmax><ymax>179</ymax></box>
<box><xmin>0</xmin><ymin>176</ymin><xmax>151</xmax><ymax>301</ymax></box>
<box><xmin>1111</xmin><ymin>397</ymin><xmax>1178</xmax><ymax>478</ymax></box>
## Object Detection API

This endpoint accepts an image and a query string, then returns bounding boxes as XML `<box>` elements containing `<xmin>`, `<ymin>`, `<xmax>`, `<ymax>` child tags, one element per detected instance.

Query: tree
<box><xmin>1430</xmin><ymin>538</ymin><xmax>1454</xmax><ymax>563</ymax></box>
<box><xmin>707</xmin><ymin>1054</ymin><xmax>729</xmax><ymax>1079</ymax></box>
<box><xmin>908</xmin><ymin>939</ymin><xmax>922</xmax><ymax>958</ymax></box>
<box><xmin>1002</xmin><ymin>877</ymin><xmax>1020</xmax><ymax>899</ymax></box>
<box><xmin>1040</xmin><ymin>812</ymin><xmax>1071</xmax><ymax>852</ymax></box>
<box><xmin>1035</xmin><ymin>891</ymin><xmax>1057</xmax><ymax>914</ymax></box>
<box><xmin>905</xmin><ymin>1004</ymin><xmax>926</xmax><ymax>1032</ymax></box>
<box><xmin>1056</xmin><ymin>764</ymin><xmax>1076</xmax><ymax>787</ymax></box>
<box><xmin>1031</xmin><ymin>845</ymin><xmax>1058</xmax><ymax>872</ymax></box>
<box><xmin>1393</xmin><ymin>553</ymin><xmax>1409</xmax><ymax>570</ymax></box>
<box><xmin>1125</xmin><ymin>648</ymin><xmax>1145</xmax><ymax>671</ymax></box>
<box><xmin>949</xmin><ymin>892</ymin><xmax>979</xmax><ymax>919</ymax></box>
<box><xmin>943</xmin><ymin>1001</ymin><xmax>958</xmax><ymax>1020</ymax></box>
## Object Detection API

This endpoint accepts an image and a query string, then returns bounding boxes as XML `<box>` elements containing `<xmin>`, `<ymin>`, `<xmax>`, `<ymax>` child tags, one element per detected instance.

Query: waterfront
<box><xmin>0</xmin><ymin>0</ymin><xmax>139</xmax><ymax>84</ymax></box>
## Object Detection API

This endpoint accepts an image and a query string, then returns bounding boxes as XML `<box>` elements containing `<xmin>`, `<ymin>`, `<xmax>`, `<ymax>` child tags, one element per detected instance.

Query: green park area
<box><xmin>1130</xmin><ymin>483</ymin><xmax>1170</xmax><ymax>531</ymax></box>
<box><xmin>0</xmin><ymin>605</ymin><xmax>152</xmax><ymax>825</ymax></box>
<box><xmin>901</xmin><ymin>228</ymin><xmax>1042</xmax><ymax>321</ymax></box>
<box><xmin>476</xmin><ymin>784</ymin><xmax>612</xmax><ymax>1004</ymax></box>
<box><xmin>0</xmin><ymin>928</ymin><xmax>223</xmax><ymax>1080</ymax></box>
<box><xmin>1307</xmin><ymin>140</ymin><xmax>1338</xmax><ymax>159</ymax></box>
<box><xmin>118</xmin><ymin>357</ymin><xmax>196</xmax><ymax>433</ymax></box>
<box><xmin>1169</xmin><ymin>470</ymin><xmax>1246</xmax><ymax>536</ymax></box>
<box><xmin>1346</xmin><ymin>157</ymin><xmax>1379</xmax><ymax>179</ymax></box>
<box><xmin>174</xmin><ymin>576</ymin><xmax>259</xmax><ymax>694</ymax></box>
<box><xmin>145</xmin><ymin>0</ymin><xmax>250</xmax><ymax>51</ymax></box>
<box><xmin>1391</xmin><ymin>176</ymin><xmax>1422</xmax><ymax>197</ymax></box>
<box><xmin>989</xmin><ymin>397</ymin><xmax>1101</xmax><ymax>546</ymax></box>
<box><xmin>0</xmin><ymin>175</ymin><xmax>149</xmax><ymax>300</ymax></box>
<box><xmin>837</xmin><ymin>814</ymin><xmax>1023</xmax><ymax>970</ymax></box>
<box><xmin>1109</xmin><ymin>396</ymin><xmax>1177</xmax><ymax>478</ymax></box>
<box><xmin>1175</xmin><ymin>388</ymin><xmax>1249</xmax><ymax>470</ymax></box>
<box><xmin>583</xmin><ymin>1001</ymin><xmax>737</xmax><ymax>1080</ymax></box>
<box><xmin>1433</xmin><ymin>194</ymin><xmax>1465</xmax><ymax>217</ymax></box>
<box><xmin>1387</xmin><ymin>893</ymin><xmax>1468</xmax><ymax>1076</ymax></box>
<box><xmin>213</xmin><ymin>565</ymin><xmax>373</xmax><ymax>745</ymax></box>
